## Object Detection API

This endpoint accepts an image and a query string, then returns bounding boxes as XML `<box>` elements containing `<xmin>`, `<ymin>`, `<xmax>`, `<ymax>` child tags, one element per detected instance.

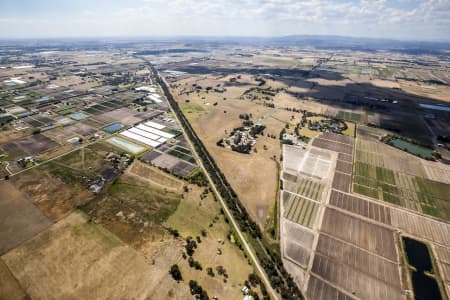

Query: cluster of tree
<box><xmin>189</xmin><ymin>280</ymin><xmax>209</xmax><ymax>299</ymax></box>
<box><xmin>185</xmin><ymin>236</ymin><xmax>198</xmax><ymax>256</ymax></box>
<box><xmin>187</xmin><ymin>169</ymin><xmax>208</xmax><ymax>186</ymax></box>
<box><xmin>239</xmin><ymin>113</ymin><xmax>251</xmax><ymax>120</ymax></box>
<box><xmin>249</xmin><ymin>124</ymin><xmax>266</xmax><ymax>137</ymax></box>
<box><xmin>188</xmin><ymin>256</ymin><xmax>202</xmax><ymax>270</ymax></box>
<box><xmin>150</xmin><ymin>63</ymin><xmax>303</xmax><ymax>300</ymax></box>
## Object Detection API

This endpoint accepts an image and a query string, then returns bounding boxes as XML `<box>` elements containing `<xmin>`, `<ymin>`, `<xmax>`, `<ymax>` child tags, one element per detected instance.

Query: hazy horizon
<box><xmin>1</xmin><ymin>0</ymin><xmax>449</xmax><ymax>42</ymax></box>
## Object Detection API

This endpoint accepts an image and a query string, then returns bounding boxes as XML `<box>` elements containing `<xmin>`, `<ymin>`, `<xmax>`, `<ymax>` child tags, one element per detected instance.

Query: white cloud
<box><xmin>0</xmin><ymin>0</ymin><xmax>449</xmax><ymax>40</ymax></box>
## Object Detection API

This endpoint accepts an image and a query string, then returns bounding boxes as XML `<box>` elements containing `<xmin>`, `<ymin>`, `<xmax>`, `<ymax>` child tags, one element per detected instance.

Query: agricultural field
<box><xmin>337</xmin><ymin>110</ymin><xmax>363</xmax><ymax>123</ymax></box>
<box><xmin>0</xmin><ymin>133</ymin><xmax>59</xmax><ymax>159</ymax></box>
<box><xmin>283</xmin><ymin>192</ymin><xmax>319</xmax><ymax>229</ymax></box>
<box><xmin>2</xmin><ymin>211</ymin><xmax>190</xmax><ymax>300</ymax></box>
<box><xmin>10</xmin><ymin>166</ymin><xmax>94</xmax><ymax>221</ymax></box>
<box><xmin>0</xmin><ymin>182</ymin><xmax>52</xmax><ymax>255</ymax></box>
<box><xmin>164</xmin><ymin>183</ymin><xmax>260</xmax><ymax>300</ymax></box>
<box><xmin>353</xmin><ymin>136</ymin><xmax>450</xmax><ymax>220</ymax></box>
<box><xmin>283</xmin><ymin>177</ymin><xmax>325</xmax><ymax>202</ymax></box>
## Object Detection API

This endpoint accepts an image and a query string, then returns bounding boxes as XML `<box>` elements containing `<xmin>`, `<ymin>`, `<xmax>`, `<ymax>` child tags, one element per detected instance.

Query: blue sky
<box><xmin>0</xmin><ymin>0</ymin><xmax>449</xmax><ymax>41</ymax></box>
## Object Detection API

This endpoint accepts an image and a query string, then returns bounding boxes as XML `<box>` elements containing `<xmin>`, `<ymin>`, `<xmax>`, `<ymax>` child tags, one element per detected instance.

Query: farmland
<box><xmin>2</xmin><ymin>211</ymin><xmax>190</xmax><ymax>300</ymax></box>
<box><xmin>1</xmin><ymin>36</ymin><xmax>450</xmax><ymax>300</ymax></box>
<box><xmin>353</xmin><ymin>133</ymin><xmax>450</xmax><ymax>220</ymax></box>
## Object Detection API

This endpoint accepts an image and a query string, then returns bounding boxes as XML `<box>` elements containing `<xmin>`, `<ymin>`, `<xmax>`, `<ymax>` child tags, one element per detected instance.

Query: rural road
<box><xmin>158</xmin><ymin>72</ymin><xmax>280</xmax><ymax>300</ymax></box>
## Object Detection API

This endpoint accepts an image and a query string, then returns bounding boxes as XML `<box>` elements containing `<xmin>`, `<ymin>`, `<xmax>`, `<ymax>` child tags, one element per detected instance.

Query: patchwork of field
<box><xmin>329</xmin><ymin>190</ymin><xmax>392</xmax><ymax>225</ymax></box>
<box><xmin>2</xmin><ymin>211</ymin><xmax>189</xmax><ymax>300</ymax></box>
<box><xmin>283</xmin><ymin>177</ymin><xmax>325</xmax><ymax>202</ymax></box>
<box><xmin>311</xmin><ymin>233</ymin><xmax>403</xmax><ymax>300</ymax></box>
<box><xmin>328</xmin><ymin>188</ymin><xmax>450</xmax><ymax>297</ymax></box>
<box><xmin>307</xmin><ymin>206</ymin><xmax>405</xmax><ymax>299</ymax></box>
<box><xmin>321</xmin><ymin>208</ymin><xmax>398</xmax><ymax>260</ymax></box>
<box><xmin>355</xmin><ymin>138</ymin><xmax>427</xmax><ymax>177</ymax></box>
<box><xmin>353</xmin><ymin>137</ymin><xmax>450</xmax><ymax>221</ymax></box>
<box><xmin>0</xmin><ymin>133</ymin><xmax>59</xmax><ymax>159</ymax></box>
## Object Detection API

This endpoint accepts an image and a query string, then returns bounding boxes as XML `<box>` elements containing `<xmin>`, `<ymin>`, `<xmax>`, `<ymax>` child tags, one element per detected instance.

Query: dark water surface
<box><xmin>403</xmin><ymin>237</ymin><xmax>442</xmax><ymax>300</ymax></box>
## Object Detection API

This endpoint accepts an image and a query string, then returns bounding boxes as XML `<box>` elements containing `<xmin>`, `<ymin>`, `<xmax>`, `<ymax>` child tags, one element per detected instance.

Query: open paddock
<box><xmin>127</xmin><ymin>161</ymin><xmax>183</xmax><ymax>191</ymax></box>
<box><xmin>0</xmin><ymin>259</ymin><xmax>27</xmax><ymax>299</ymax></box>
<box><xmin>11</xmin><ymin>167</ymin><xmax>94</xmax><ymax>221</ymax></box>
<box><xmin>42</xmin><ymin>127</ymin><xmax>78</xmax><ymax>144</ymax></box>
<box><xmin>80</xmin><ymin>117</ymin><xmax>106</xmax><ymax>129</ymax></box>
<box><xmin>65</xmin><ymin>122</ymin><xmax>97</xmax><ymax>137</ymax></box>
<box><xmin>0</xmin><ymin>182</ymin><xmax>52</xmax><ymax>255</ymax></box>
<box><xmin>320</xmin><ymin>208</ymin><xmax>398</xmax><ymax>261</ymax></box>
<box><xmin>2</xmin><ymin>211</ymin><xmax>188</xmax><ymax>300</ymax></box>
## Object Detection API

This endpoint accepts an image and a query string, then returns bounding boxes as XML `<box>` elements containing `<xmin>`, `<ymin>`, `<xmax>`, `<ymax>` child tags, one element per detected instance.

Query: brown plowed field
<box><xmin>329</xmin><ymin>190</ymin><xmax>392</xmax><ymax>225</ymax></box>
<box><xmin>320</xmin><ymin>208</ymin><xmax>398</xmax><ymax>261</ymax></box>
<box><xmin>332</xmin><ymin>172</ymin><xmax>351</xmax><ymax>192</ymax></box>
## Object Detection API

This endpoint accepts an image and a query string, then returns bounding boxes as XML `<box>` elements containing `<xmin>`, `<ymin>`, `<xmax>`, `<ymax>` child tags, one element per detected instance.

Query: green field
<box><xmin>168</xmin><ymin>148</ymin><xmax>196</xmax><ymax>163</ymax></box>
<box><xmin>353</xmin><ymin>159</ymin><xmax>450</xmax><ymax>220</ymax></box>
<box><xmin>284</xmin><ymin>194</ymin><xmax>318</xmax><ymax>229</ymax></box>
<box><xmin>289</xmin><ymin>177</ymin><xmax>324</xmax><ymax>202</ymax></box>
<box><xmin>337</xmin><ymin>111</ymin><xmax>361</xmax><ymax>122</ymax></box>
<box><xmin>389</xmin><ymin>139</ymin><xmax>433</xmax><ymax>159</ymax></box>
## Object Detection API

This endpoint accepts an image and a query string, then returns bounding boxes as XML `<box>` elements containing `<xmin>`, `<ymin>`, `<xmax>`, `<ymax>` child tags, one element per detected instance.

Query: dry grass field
<box><xmin>165</xmin><ymin>184</ymin><xmax>257</xmax><ymax>299</ymax></box>
<box><xmin>0</xmin><ymin>259</ymin><xmax>27</xmax><ymax>300</ymax></box>
<box><xmin>174</xmin><ymin>86</ymin><xmax>281</xmax><ymax>225</ymax></box>
<box><xmin>0</xmin><ymin>182</ymin><xmax>52</xmax><ymax>255</ymax></box>
<box><xmin>127</xmin><ymin>161</ymin><xmax>184</xmax><ymax>192</ymax></box>
<box><xmin>2</xmin><ymin>211</ymin><xmax>190</xmax><ymax>300</ymax></box>
<box><xmin>11</xmin><ymin>167</ymin><xmax>93</xmax><ymax>221</ymax></box>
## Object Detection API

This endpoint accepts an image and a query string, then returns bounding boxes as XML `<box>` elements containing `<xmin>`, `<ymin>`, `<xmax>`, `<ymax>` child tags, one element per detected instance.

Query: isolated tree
<box><xmin>169</xmin><ymin>264</ymin><xmax>182</xmax><ymax>281</ymax></box>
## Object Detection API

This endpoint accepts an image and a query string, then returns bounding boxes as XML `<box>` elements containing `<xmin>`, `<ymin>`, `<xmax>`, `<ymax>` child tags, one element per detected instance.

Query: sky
<box><xmin>0</xmin><ymin>0</ymin><xmax>449</xmax><ymax>41</ymax></box>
